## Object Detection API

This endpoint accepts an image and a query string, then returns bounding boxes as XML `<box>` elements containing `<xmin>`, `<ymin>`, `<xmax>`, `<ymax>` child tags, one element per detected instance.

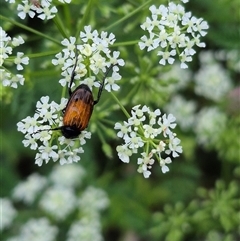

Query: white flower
<box><xmin>80</xmin><ymin>25</ymin><xmax>98</xmax><ymax>42</ymax></box>
<box><xmin>116</xmin><ymin>144</ymin><xmax>132</xmax><ymax>163</ymax></box>
<box><xmin>194</xmin><ymin>52</ymin><xmax>233</xmax><ymax>102</ymax></box>
<box><xmin>81</xmin><ymin>76</ymin><xmax>99</xmax><ymax>90</ymax></box>
<box><xmin>139</xmin><ymin>33</ymin><xmax>160</xmax><ymax>51</ymax></box>
<box><xmin>52</xmin><ymin>52</ymin><xmax>68</xmax><ymax>66</ymax></box>
<box><xmin>159</xmin><ymin>113</ymin><xmax>177</xmax><ymax>137</ymax></box>
<box><xmin>125</xmin><ymin>131</ymin><xmax>144</xmax><ymax>150</ymax></box>
<box><xmin>179</xmin><ymin>51</ymin><xmax>192</xmax><ymax>68</ymax></box>
<box><xmin>160</xmin><ymin>157</ymin><xmax>172</xmax><ymax>173</ymax></box>
<box><xmin>12</xmin><ymin>36</ymin><xmax>24</xmax><ymax>46</ymax></box>
<box><xmin>36</xmin><ymin>96</ymin><xmax>50</xmax><ymax>113</ymax></box>
<box><xmin>0</xmin><ymin>198</ymin><xmax>17</xmax><ymax>231</ymax></box>
<box><xmin>17</xmin><ymin>0</ymin><xmax>36</xmax><ymax>19</ymax></box>
<box><xmin>67</xmin><ymin>219</ymin><xmax>103</xmax><ymax>241</ymax></box>
<box><xmin>78</xmin><ymin>186</ymin><xmax>109</xmax><ymax>214</ymax></box>
<box><xmin>12</xmin><ymin>173</ymin><xmax>47</xmax><ymax>204</ymax></box>
<box><xmin>166</xmin><ymin>134</ymin><xmax>183</xmax><ymax>158</ymax></box>
<box><xmin>149</xmin><ymin>108</ymin><xmax>161</xmax><ymax>125</ymax></box>
<box><xmin>49</xmin><ymin>164</ymin><xmax>85</xmax><ymax>188</ymax></box>
<box><xmin>22</xmin><ymin>133</ymin><xmax>39</xmax><ymax>150</ymax></box>
<box><xmin>17</xmin><ymin>114</ymin><xmax>40</xmax><ymax>134</ymax></box>
<box><xmin>193</xmin><ymin>18</ymin><xmax>209</xmax><ymax>36</ymax></box>
<box><xmin>143</xmin><ymin>124</ymin><xmax>160</xmax><ymax>138</ymax></box>
<box><xmin>158</xmin><ymin>49</ymin><xmax>176</xmax><ymax>65</ymax></box>
<box><xmin>195</xmin><ymin>107</ymin><xmax>227</xmax><ymax>147</ymax></box>
<box><xmin>105</xmin><ymin>71</ymin><xmax>121</xmax><ymax>92</ymax></box>
<box><xmin>138</xmin><ymin>166</ymin><xmax>151</xmax><ymax>178</ymax></box>
<box><xmin>182</xmin><ymin>15</ymin><xmax>198</xmax><ymax>34</ymax></box>
<box><xmin>61</xmin><ymin>36</ymin><xmax>76</xmax><ymax>56</ymax></box>
<box><xmin>35</xmin><ymin>96</ymin><xmax>59</xmax><ymax>124</ymax></box>
<box><xmin>137</xmin><ymin>152</ymin><xmax>155</xmax><ymax>178</ymax></box>
<box><xmin>36</xmin><ymin>144</ymin><xmax>58</xmax><ymax>166</ymax></box>
<box><xmin>39</xmin><ymin>186</ymin><xmax>77</xmax><ymax>221</ymax></box>
<box><xmin>61</xmin><ymin>148</ymin><xmax>83</xmax><ymax>164</ymax></box>
<box><xmin>107</xmin><ymin>51</ymin><xmax>125</xmax><ymax>66</ymax></box>
<box><xmin>35</xmin><ymin>3</ymin><xmax>58</xmax><ymax>20</ymax></box>
<box><xmin>164</xmin><ymin>95</ymin><xmax>197</xmax><ymax>131</ymax></box>
<box><xmin>114</xmin><ymin>121</ymin><xmax>131</xmax><ymax>139</ymax></box>
<box><xmin>9</xmin><ymin>218</ymin><xmax>58</xmax><ymax>241</ymax></box>
<box><xmin>2</xmin><ymin>73</ymin><xmax>25</xmax><ymax>88</ymax></box>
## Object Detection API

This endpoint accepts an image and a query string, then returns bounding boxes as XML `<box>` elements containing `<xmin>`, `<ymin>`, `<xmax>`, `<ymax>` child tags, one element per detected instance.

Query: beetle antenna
<box><xmin>68</xmin><ymin>46</ymin><xmax>79</xmax><ymax>96</ymax></box>
<box><xmin>94</xmin><ymin>64</ymin><xmax>118</xmax><ymax>105</ymax></box>
<box><xmin>31</xmin><ymin>126</ymin><xmax>62</xmax><ymax>137</ymax></box>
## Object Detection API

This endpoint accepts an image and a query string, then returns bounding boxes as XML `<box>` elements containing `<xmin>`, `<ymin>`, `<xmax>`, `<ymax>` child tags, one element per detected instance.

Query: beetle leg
<box><xmin>94</xmin><ymin>64</ymin><xmax>116</xmax><ymax>105</ymax></box>
<box><xmin>68</xmin><ymin>46</ymin><xmax>78</xmax><ymax>96</ymax></box>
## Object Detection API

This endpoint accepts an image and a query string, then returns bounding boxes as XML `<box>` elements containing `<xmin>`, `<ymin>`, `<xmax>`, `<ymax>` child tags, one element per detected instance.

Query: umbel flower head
<box><xmin>52</xmin><ymin>25</ymin><xmax>124</xmax><ymax>91</ymax></box>
<box><xmin>17</xmin><ymin>26</ymin><xmax>124</xmax><ymax>166</ymax></box>
<box><xmin>115</xmin><ymin>105</ymin><xmax>182</xmax><ymax>178</ymax></box>
<box><xmin>0</xmin><ymin>27</ymin><xmax>29</xmax><ymax>88</ymax></box>
<box><xmin>139</xmin><ymin>2</ymin><xmax>209</xmax><ymax>68</ymax></box>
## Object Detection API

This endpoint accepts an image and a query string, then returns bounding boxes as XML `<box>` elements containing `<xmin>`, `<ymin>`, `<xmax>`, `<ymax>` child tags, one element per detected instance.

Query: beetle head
<box><xmin>60</xmin><ymin>125</ymin><xmax>81</xmax><ymax>139</ymax></box>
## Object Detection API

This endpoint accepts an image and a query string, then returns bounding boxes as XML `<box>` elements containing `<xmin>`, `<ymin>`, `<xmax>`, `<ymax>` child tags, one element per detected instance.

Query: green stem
<box><xmin>61</xmin><ymin>85</ymin><xmax>67</xmax><ymax>99</ymax></box>
<box><xmin>105</xmin><ymin>0</ymin><xmax>152</xmax><ymax>31</ymax></box>
<box><xmin>101</xmin><ymin>118</ymin><xmax>116</xmax><ymax>126</ymax></box>
<box><xmin>110</xmin><ymin>92</ymin><xmax>130</xmax><ymax>119</ymax></box>
<box><xmin>63</xmin><ymin>4</ymin><xmax>72</xmax><ymax>34</ymax></box>
<box><xmin>97</xmin><ymin>122</ymin><xmax>107</xmax><ymax>144</ymax></box>
<box><xmin>23</xmin><ymin>50</ymin><xmax>59</xmax><ymax>58</ymax></box>
<box><xmin>124</xmin><ymin>81</ymin><xmax>141</xmax><ymax>101</ymax></box>
<box><xmin>0</xmin><ymin>15</ymin><xmax>61</xmax><ymax>45</ymax></box>
<box><xmin>53</xmin><ymin>14</ymin><xmax>68</xmax><ymax>38</ymax></box>
<box><xmin>76</xmin><ymin>0</ymin><xmax>94</xmax><ymax>39</ymax></box>
<box><xmin>112</xmin><ymin>40</ymin><xmax>139</xmax><ymax>47</ymax></box>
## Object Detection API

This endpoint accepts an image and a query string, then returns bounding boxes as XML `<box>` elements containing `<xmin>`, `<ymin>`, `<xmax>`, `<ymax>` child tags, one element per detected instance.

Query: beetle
<box><xmin>51</xmin><ymin>54</ymin><xmax>114</xmax><ymax>139</ymax></box>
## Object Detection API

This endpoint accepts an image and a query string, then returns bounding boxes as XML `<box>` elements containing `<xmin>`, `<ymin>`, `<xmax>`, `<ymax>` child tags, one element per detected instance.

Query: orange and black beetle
<box><xmin>53</xmin><ymin>56</ymin><xmax>113</xmax><ymax>139</ymax></box>
<box><xmin>60</xmin><ymin>83</ymin><xmax>95</xmax><ymax>138</ymax></box>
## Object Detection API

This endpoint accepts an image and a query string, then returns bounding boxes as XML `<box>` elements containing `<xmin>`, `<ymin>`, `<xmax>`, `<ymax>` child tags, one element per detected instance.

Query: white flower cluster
<box><xmin>164</xmin><ymin>95</ymin><xmax>197</xmax><ymax>131</ymax></box>
<box><xmin>5</xmin><ymin>0</ymin><xmax>66</xmax><ymax>20</ymax></box>
<box><xmin>139</xmin><ymin>3</ymin><xmax>209</xmax><ymax>68</ymax></box>
<box><xmin>12</xmin><ymin>173</ymin><xmax>47</xmax><ymax>204</ymax></box>
<box><xmin>67</xmin><ymin>186</ymin><xmax>109</xmax><ymax>241</ymax></box>
<box><xmin>7</xmin><ymin>218</ymin><xmax>58</xmax><ymax>241</ymax></box>
<box><xmin>115</xmin><ymin>105</ymin><xmax>182</xmax><ymax>178</ymax></box>
<box><xmin>39</xmin><ymin>186</ymin><xmax>77</xmax><ymax>221</ymax></box>
<box><xmin>0</xmin><ymin>198</ymin><xmax>17</xmax><ymax>231</ymax></box>
<box><xmin>79</xmin><ymin>186</ymin><xmax>110</xmax><ymax>216</ymax></box>
<box><xmin>49</xmin><ymin>164</ymin><xmax>86</xmax><ymax>188</ymax></box>
<box><xmin>0</xmin><ymin>27</ymin><xmax>29</xmax><ymax>88</ymax></box>
<box><xmin>17</xmin><ymin>96</ymin><xmax>91</xmax><ymax>166</ymax></box>
<box><xmin>5</xmin><ymin>165</ymin><xmax>108</xmax><ymax>241</ymax></box>
<box><xmin>17</xmin><ymin>26</ymin><xmax>124</xmax><ymax>166</ymax></box>
<box><xmin>67</xmin><ymin>219</ymin><xmax>103</xmax><ymax>241</ymax></box>
<box><xmin>52</xmin><ymin>25</ymin><xmax>125</xmax><ymax>92</ymax></box>
<box><xmin>195</xmin><ymin>107</ymin><xmax>227</xmax><ymax>147</ymax></box>
<box><xmin>194</xmin><ymin>51</ymin><xmax>233</xmax><ymax>102</ymax></box>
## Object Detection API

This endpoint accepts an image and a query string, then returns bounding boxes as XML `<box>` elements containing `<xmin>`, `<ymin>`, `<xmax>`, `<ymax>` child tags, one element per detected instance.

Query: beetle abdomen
<box><xmin>63</xmin><ymin>84</ymin><xmax>94</xmax><ymax>131</ymax></box>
